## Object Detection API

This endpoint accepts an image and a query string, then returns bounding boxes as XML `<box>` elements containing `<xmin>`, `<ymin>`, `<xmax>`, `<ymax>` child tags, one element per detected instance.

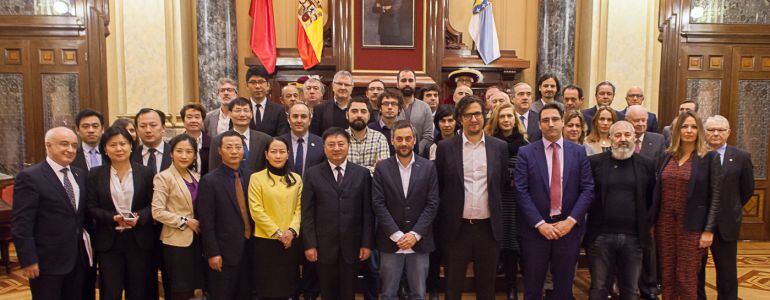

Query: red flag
<box><xmin>250</xmin><ymin>0</ymin><xmax>277</xmax><ymax>74</ymax></box>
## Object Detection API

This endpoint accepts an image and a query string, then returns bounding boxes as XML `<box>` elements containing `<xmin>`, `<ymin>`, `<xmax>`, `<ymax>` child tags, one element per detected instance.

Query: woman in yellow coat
<box><xmin>248</xmin><ymin>137</ymin><xmax>302</xmax><ymax>299</ymax></box>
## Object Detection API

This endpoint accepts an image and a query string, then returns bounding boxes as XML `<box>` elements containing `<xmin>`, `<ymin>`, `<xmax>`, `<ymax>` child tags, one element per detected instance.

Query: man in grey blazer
<box><xmin>626</xmin><ymin>105</ymin><xmax>666</xmax><ymax>160</ymax></box>
<box><xmin>372</xmin><ymin>120</ymin><xmax>439</xmax><ymax>299</ymax></box>
<box><xmin>209</xmin><ymin>98</ymin><xmax>270</xmax><ymax>173</ymax></box>
<box><xmin>396</xmin><ymin>69</ymin><xmax>434</xmax><ymax>155</ymax></box>
<box><xmin>205</xmin><ymin>78</ymin><xmax>239</xmax><ymax>138</ymax></box>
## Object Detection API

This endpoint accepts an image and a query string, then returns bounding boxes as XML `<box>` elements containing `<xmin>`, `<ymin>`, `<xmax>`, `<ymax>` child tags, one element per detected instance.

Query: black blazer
<box><xmin>280</xmin><ymin>132</ymin><xmax>326</xmax><ymax>176</ymax></box>
<box><xmin>72</xmin><ymin>146</ymin><xmax>89</xmax><ymax>172</ymax></box>
<box><xmin>301</xmin><ymin>161</ymin><xmax>374</xmax><ymax>264</ymax></box>
<box><xmin>639</xmin><ymin>132</ymin><xmax>667</xmax><ymax>160</ymax></box>
<box><xmin>652</xmin><ymin>151</ymin><xmax>723</xmax><ymax>232</ymax></box>
<box><xmin>249</xmin><ymin>100</ymin><xmax>290</xmax><ymax>137</ymax></box>
<box><xmin>372</xmin><ymin>156</ymin><xmax>439</xmax><ymax>253</ymax></box>
<box><xmin>209</xmin><ymin>129</ymin><xmax>271</xmax><ymax>173</ymax></box>
<box><xmin>11</xmin><ymin>162</ymin><xmax>90</xmax><ymax>275</ymax></box>
<box><xmin>526</xmin><ymin>110</ymin><xmax>542</xmax><ymax>142</ymax></box>
<box><xmin>587</xmin><ymin>152</ymin><xmax>657</xmax><ymax>248</ymax></box>
<box><xmin>716</xmin><ymin>146</ymin><xmax>754</xmax><ymax>241</ymax></box>
<box><xmin>434</xmin><ymin>135</ymin><xmax>510</xmax><ymax>242</ymax></box>
<box><xmin>86</xmin><ymin>163</ymin><xmax>155</xmax><ymax>252</ymax></box>
<box><xmin>130</xmin><ymin>143</ymin><xmax>172</xmax><ymax>173</ymax></box>
<box><xmin>198</xmin><ymin>133</ymin><xmax>211</xmax><ymax>176</ymax></box>
<box><xmin>197</xmin><ymin>165</ymin><xmax>255</xmax><ymax>265</ymax></box>
<box><xmin>309</xmin><ymin>100</ymin><xmax>348</xmax><ymax>136</ymax></box>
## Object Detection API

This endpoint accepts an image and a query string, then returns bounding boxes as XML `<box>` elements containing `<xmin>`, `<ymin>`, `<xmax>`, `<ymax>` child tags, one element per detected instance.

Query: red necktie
<box><xmin>549</xmin><ymin>143</ymin><xmax>562</xmax><ymax>216</ymax></box>
<box><xmin>634</xmin><ymin>138</ymin><xmax>642</xmax><ymax>153</ymax></box>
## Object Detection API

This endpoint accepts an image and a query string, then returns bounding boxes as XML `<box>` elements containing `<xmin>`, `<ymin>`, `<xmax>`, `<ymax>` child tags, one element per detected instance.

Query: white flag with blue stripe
<box><xmin>469</xmin><ymin>0</ymin><xmax>500</xmax><ymax>64</ymax></box>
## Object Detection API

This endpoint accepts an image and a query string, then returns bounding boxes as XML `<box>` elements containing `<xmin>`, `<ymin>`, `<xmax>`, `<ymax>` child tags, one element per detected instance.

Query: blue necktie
<box><xmin>88</xmin><ymin>149</ymin><xmax>101</xmax><ymax>169</ymax></box>
<box><xmin>295</xmin><ymin>138</ymin><xmax>305</xmax><ymax>175</ymax></box>
<box><xmin>520</xmin><ymin>115</ymin><xmax>527</xmax><ymax>130</ymax></box>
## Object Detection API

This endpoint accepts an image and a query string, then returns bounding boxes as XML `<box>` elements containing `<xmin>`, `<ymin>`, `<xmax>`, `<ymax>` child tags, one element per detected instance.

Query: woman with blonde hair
<box><xmin>653</xmin><ymin>111</ymin><xmax>721</xmax><ymax>299</ymax></box>
<box><xmin>584</xmin><ymin>107</ymin><xmax>618</xmax><ymax>155</ymax></box>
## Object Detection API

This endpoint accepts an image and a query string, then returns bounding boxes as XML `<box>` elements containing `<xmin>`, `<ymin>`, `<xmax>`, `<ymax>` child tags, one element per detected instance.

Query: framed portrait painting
<box><xmin>362</xmin><ymin>0</ymin><xmax>415</xmax><ymax>48</ymax></box>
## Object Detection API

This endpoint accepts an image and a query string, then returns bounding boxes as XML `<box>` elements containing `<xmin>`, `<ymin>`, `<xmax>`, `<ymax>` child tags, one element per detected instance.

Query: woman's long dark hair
<box><xmin>99</xmin><ymin>126</ymin><xmax>136</xmax><ymax>164</ymax></box>
<box><xmin>168</xmin><ymin>134</ymin><xmax>199</xmax><ymax>171</ymax></box>
<box><xmin>265</xmin><ymin>137</ymin><xmax>297</xmax><ymax>187</ymax></box>
<box><xmin>433</xmin><ymin>104</ymin><xmax>457</xmax><ymax>142</ymax></box>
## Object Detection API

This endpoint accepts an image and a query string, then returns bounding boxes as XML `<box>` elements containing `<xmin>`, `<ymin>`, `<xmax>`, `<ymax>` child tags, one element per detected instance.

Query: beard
<box><xmin>611</xmin><ymin>142</ymin><xmax>634</xmax><ymax>160</ymax></box>
<box><xmin>349</xmin><ymin>119</ymin><xmax>368</xmax><ymax>131</ymax></box>
<box><xmin>400</xmin><ymin>86</ymin><xmax>414</xmax><ymax>97</ymax></box>
<box><xmin>396</xmin><ymin>147</ymin><xmax>413</xmax><ymax>158</ymax></box>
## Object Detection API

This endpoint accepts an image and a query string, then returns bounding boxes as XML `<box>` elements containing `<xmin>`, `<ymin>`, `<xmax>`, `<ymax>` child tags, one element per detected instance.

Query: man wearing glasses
<box><xmin>620</xmin><ymin>86</ymin><xmax>659</xmax><ymax>132</ymax></box>
<box><xmin>366</xmin><ymin>79</ymin><xmax>386</xmax><ymax>123</ymax></box>
<box><xmin>205</xmin><ymin>77</ymin><xmax>238</xmax><ymax>138</ymax></box>
<box><xmin>311</xmin><ymin>70</ymin><xmax>355</xmax><ymax>136</ymax></box>
<box><xmin>245</xmin><ymin>66</ymin><xmax>289</xmax><ymax>137</ymax></box>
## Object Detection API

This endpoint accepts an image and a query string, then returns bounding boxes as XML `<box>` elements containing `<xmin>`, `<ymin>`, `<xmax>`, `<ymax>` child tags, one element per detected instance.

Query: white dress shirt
<box><xmin>329</xmin><ymin>159</ymin><xmax>347</xmax><ymax>179</ymax></box>
<box><xmin>109</xmin><ymin>166</ymin><xmax>135</xmax><ymax>215</ymax></box>
<box><xmin>47</xmin><ymin>157</ymin><xmax>80</xmax><ymax>209</ymax></box>
<box><xmin>216</xmin><ymin>109</ymin><xmax>231</xmax><ymax>135</ymax></box>
<box><xmin>461</xmin><ymin>134</ymin><xmax>490</xmax><ymax>219</ymax></box>
<box><xmin>141</xmin><ymin>142</ymin><xmax>165</xmax><ymax>172</ymax></box>
<box><xmin>388</xmin><ymin>154</ymin><xmax>422</xmax><ymax>253</ymax></box>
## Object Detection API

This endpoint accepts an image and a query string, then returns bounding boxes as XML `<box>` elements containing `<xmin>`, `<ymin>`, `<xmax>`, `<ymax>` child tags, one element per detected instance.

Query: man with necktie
<box><xmin>245</xmin><ymin>66</ymin><xmax>289</xmax><ymax>137</ymax></box>
<box><xmin>72</xmin><ymin>109</ymin><xmax>105</xmax><ymax>172</ymax></box>
<box><xmin>131</xmin><ymin>108</ymin><xmax>172</xmax><ymax>174</ymax></box>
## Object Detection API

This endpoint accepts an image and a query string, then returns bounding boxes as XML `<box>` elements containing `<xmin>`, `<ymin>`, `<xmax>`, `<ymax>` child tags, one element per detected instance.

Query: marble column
<box><xmin>537</xmin><ymin>0</ymin><xmax>576</xmax><ymax>86</ymax></box>
<box><xmin>196</xmin><ymin>0</ymin><xmax>238</xmax><ymax>111</ymax></box>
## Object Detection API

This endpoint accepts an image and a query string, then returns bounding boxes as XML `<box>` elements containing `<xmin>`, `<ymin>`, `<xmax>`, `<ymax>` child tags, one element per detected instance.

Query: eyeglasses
<box><xmin>461</xmin><ymin>112</ymin><xmax>484</xmax><ymax>120</ymax></box>
<box><xmin>626</xmin><ymin>94</ymin><xmax>644</xmax><ymax>99</ymax></box>
<box><xmin>381</xmin><ymin>101</ymin><xmax>399</xmax><ymax>107</ymax></box>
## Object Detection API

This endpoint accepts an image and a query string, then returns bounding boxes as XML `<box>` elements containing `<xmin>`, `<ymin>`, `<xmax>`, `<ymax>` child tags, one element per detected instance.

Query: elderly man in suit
<box><xmin>697</xmin><ymin>115</ymin><xmax>755</xmax><ymax>300</ymax></box>
<box><xmin>198</xmin><ymin>131</ymin><xmax>256</xmax><ymax>299</ymax></box>
<box><xmin>515</xmin><ymin>103</ymin><xmax>594</xmax><ymax>300</ymax></box>
<box><xmin>512</xmin><ymin>82</ymin><xmax>542</xmax><ymax>142</ymax></box>
<box><xmin>12</xmin><ymin>127</ymin><xmax>93</xmax><ymax>299</ymax></box>
<box><xmin>435</xmin><ymin>95</ymin><xmax>511</xmax><ymax>300</ymax></box>
<box><xmin>244</xmin><ymin>66</ymin><xmax>289</xmax><ymax>136</ymax></box>
<box><xmin>620</xmin><ymin>87</ymin><xmax>658</xmax><ymax>132</ymax></box>
<box><xmin>209</xmin><ymin>97</ymin><xmax>271</xmax><ymax>172</ymax></box>
<box><xmin>204</xmin><ymin>77</ymin><xmax>238</xmax><ymax>138</ymax></box>
<box><xmin>626</xmin><ymin>105</ymin><xmax>666</xmax><ymax>159</ymax></box>
<box><xmin>302</xmin><ymin>127</ymin><xmax>374</xmax><ymax>300</ymax></box>
<box><xmin>131</xmin><ymin>108</ymin><xmax>172</xmax><ymax>174</ymax></box>
<box><xmin>372</xmin><ymin>120</ymin><xmax>439</xmax><ymax>299</ymax></box>
<box><xmin>72</xmin><ymin>108</ymin><xmax>105</xmax><ymax>172</ymax></box>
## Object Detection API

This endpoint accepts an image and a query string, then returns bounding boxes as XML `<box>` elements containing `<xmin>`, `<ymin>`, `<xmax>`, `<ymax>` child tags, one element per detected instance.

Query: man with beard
<box><xmin>345</xmin><ymin>98</ymin><xmax>390</xmax><ymax>175</ymax></box>
<box><xmin>583</xmin><ymin>81</ymin><xmax>625</xmax><ymax>132</ymax></box>
<box><xmin>366</xmin><ymin>79</ymin><xmax>386</xmax><ymax>123</ymax></box>
<box><xmin>586</xmin><ymin>121</ymin><xmax>656</xmax><ymax>299</ymax></box>
<box><xmin>372</xmin><ymin>120</ymin><xmax>439</xmax><ymax>300</ymax></box>
<box><xmin>531</xmin><ymin>74</ymin><xmax>565</xmax><ymax>113</ymax></box>
<box><xmin>512</xmin><ymin>82</ymin><xmax>542</xmax><ymax>142</ymax></box>
<box><xmin>312</xmin><ymin>71</ymin><xmax>355</xmax><ymax>136</ymax></box>
<box><xmin>205</xmin><ymin>78</ymin><xmax>238</xmax><ymax>138</ymax></box>
<box><xmin>396</xmin><ymin>69</ymin><xmax>434</xmax><ymax>155</ymax></box>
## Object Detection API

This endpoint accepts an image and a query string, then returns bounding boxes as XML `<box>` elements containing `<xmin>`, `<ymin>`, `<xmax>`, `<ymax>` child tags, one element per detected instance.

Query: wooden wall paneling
<box><xmin>86</xmin><ymin>4</ymin><xmax>110</xmax><ymax>118</ymax></box>
<box><xmin>0</xmin><ymin>40</ymin><xmax>37</xmax><ymax>166</ymax></box>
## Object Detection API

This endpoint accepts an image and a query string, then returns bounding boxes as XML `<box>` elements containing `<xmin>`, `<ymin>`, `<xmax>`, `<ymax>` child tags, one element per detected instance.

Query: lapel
<box><xmin>561</xmin><ymin>142</ymin><xmax>572</xmax><ymax>190</ymax></box>
<box><xmin>484</xmin><ymin>138</ymin><xmax>496</xmax><ymax>187</ymax></box>
<box><xmin>687</xmin><ymin>154</ymin><xmax>700</xmax><ymax>198</ymax></box>
<box><xmin>452</xmin><ymin>136</ymin><xmax>464</xmax><ymax>181</ymax></box>
<box><xmin>405</xmin><ymin>159</ymin><xmax>421</xmax><ymax>201</ymax></box>
<box><xmin>169</xmin><ymin>166</ymin><xmax>194</xmax><ymax>212</ymax></box>
<box><xmin>161</xmin><ymin>142</ymin><xmax>172</xmax><ymax>170</ymax></box>
<box><xmin>631</xmin><ymin>155</ymin><xmax>647</xmax><ymax>214</ymax></box>
<box><xmin>533</xmin><ymin>142</ymin><xmax>550</xmax><ymax>191</ymax></box>
<box><xmin>723</xmin><ymin>146</ymin><xmax>734</xmax><ymax>172</ymax></box>
<box><xmin>599</xmin><ymin>154</ymin><xmax>610</xmax><ymax>210</ymax></box>
<box><xmin>129</xmin><ymin>164</ymin><xmax>144</xmax><ymax>211</ymax></box>
<box><xmin>41</xmin><ymin>162</ymin><xmax>76</xmax><ymax>214</ymax></box>
<box><xmin>99</xmin><ymin>164</ymin><xmax>113</xmax><ymax>211</ymax></box>
<box><xmin>218</xmin><ymin>167</ymin><xmax>242</xmax><ymax>217</ymax></box>
<box><xmin>388</xmin><ymin>158</ymin><xmax>408</xmax><ymax>202</ymax></box>
<box><xmin>321</xmin><ymin>162</ymin><xmax>343</xmax><ymax>194</ymax></box>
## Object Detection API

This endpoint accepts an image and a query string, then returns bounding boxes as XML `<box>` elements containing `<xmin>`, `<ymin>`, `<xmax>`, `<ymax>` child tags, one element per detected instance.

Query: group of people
<box><xmin>11</xmin><ymin>65</ymin><xmax>754</xmax><ymax>300</ymax></box>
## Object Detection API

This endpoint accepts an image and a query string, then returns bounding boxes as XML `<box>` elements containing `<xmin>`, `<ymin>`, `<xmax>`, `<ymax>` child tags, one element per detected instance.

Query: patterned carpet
<box><xmin>0</xmin><ymin>243</ymin><xmax>768</xmax><ymax>299</ymax></box>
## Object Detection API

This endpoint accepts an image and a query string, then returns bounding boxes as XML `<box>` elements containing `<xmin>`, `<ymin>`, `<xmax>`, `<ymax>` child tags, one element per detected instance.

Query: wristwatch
<box><xmin>274</xmin><ymin>229</ymin><xmax>284</xmax><ymax>238</ymax></box>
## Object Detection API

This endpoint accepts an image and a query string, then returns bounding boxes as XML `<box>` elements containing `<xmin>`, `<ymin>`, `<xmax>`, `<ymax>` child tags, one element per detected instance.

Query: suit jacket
<box><xmin>72</xmin><ymin>146</ymin><xmax>89</xmax><ymax>172</ymax></box>
<box><xmin>196</xmin><ymin>133</ymin><xmax>211</xmax><ymax>176</ymax></box>
<box><xmin>621</xmin><ymin>108</ymin><xmax>659</xmax><ymax>132</ymax></box>
<box><xmin>514</xmin><ymin>140</ymin><xmax>594</xmax><ymax>233</ymax></box>
<box><xmin>583</xmin><ymin>106</ymin><xmax>625</xmax><ymax>133</ymax></box>
<box><xmin>372</xmin><ymin>156</ymin><xmax>439</xmax><ymax>253</ymax></box>
<box><xmin>281</xmin><ymin>132</ymin><xmax>326</xmax><ymax>176</ymax></box>
<box><xmin>652</xmin><ymin>151</ymin><xmax>722</xmax><ymax>232</ymax></box>
<box><xmin>715</xmin><ymin>146</ymin><xmax>754</xmax><ymax>241</ymax></box>
<box><xmin>197</xmin><ymin>165</ymin><xmax>255</xmax><ymax>265</ymax></box>
<box><xmin>639</xmin><ymin>132</ymin><xmax>666</xmax><ymax>160</ymax></box>
<box><xmin>531</xmin><ymin>99</ymin><xmax>565</xmax><ymax>114</ymax></box>
<box><xmin>12</xmin><ymin>161</ymin><xmax>90</xmax><ymax>274</ymax></box>
<box><xmin>434</xmin><ymin>135</ymin><xmax>511</xmax><ymax>242</ymax></box>
<box><xmin>205</xmin><ymin>108</ymin><xmax>223</xmax><ymax>139</ymax></box>
<box><xmin>301</xmin><ymin>161</ymin><xmax>374</xmax><ymax>264</ymax></box>
<box><xmin>525</xmin><ymin>110</ymin><xmax>542</xmax><ymax>142</ymax></box>
<box><xmin>151</xmin><ymin>166</ymin><xmax>201</xmax><ymax>247</ymax></box>
<box><xmin>209</xmin><ymin>129</ymin><xmax>271</xmax><ymax>172</ymax></box>
<box><xmin>86</xmin><ymin>162</ymin><xmax>155</xmax><ymax>252</ymax></box>
<box><xmin>130</xmin><ymin>142</ymin><xmax>172</xmax><ymax>173</ymax></box>
<box><xmin>249</xmin><ymin>99</ymin><xmax>289</xmax><ymax>137</ymax></box>
<box><xmin>587</xmin><ymin>152</ymin><xmax>656</xmax><ymax>248</ymax></box>
<box><xmin>662</xmin><ymin>125</ymin><xmax>672</xmax><ymax>147</ymax></box>
<box><xmin>310</xmin><ymin>100</ymin><xmax>349</xmax><ymax>136</ymax></box>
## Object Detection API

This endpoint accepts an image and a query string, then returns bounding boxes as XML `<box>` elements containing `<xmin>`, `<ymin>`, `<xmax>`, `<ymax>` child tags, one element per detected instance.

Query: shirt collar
<box><xmin>142</xmin><ymin>142</ymin><xmax>165</xmax><ymax>155</ymax></box>
<box><xmin>82</xmin><ymin>143</ymin><xmax>98</xmax><ymax>154</ymax></box>
<box><xmin>542</xmin><ymin>137</ymin><xmax>564</xmax><ymax>149</ymax></box>
<box><xmin>329</xmin><ymin>159</ymin><xmax>348</xmax><ymax>172</ymax></box>
<box><xmin>716</xmin><ymin>144</ymin><xmax>727</xmax><ymax>155</ymax></box>
<box><xmin>291</xmin><ymin>131</ymin><xmax>309</xmax><ymax>142</ymax></box>
<box><xmin>397</xmin><ymin>154</ymin><xmax>415</xmax><ymax>170</ymax></box>
<box><xmin>516</xmin><ymin>110</ymin><xmax>530</xmax><ymax>119</ymax></box>
<box><xmin>378</xmin><ymin>118</ymin><xmax>388</xmax><ymax>129</ymax></box>
<box><xmin>110</xmin><ymin>165</ymin><xmax>132</xmax><ymax>175</ymax></box>
<box><xmin>234</xmin><ymin>127</ymin><xmax>250</xmax><ymax>139</ymax></box>
<box><xmin>46</xmin><ymin>156</ymin><xmax>68</xmax><ymax>172</ymax></box>
<box><xmin>251</xmin><ymin>97</ymin><xmax>267</xmax><ymax>107</ymax></box>
<box><xmin>461</xmin><ymin>132</ymin><xmax>486</xmax><ymax>146</ymax></box>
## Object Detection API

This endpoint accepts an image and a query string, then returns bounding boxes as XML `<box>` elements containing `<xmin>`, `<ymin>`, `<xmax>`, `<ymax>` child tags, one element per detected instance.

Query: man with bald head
<box><xmin>620</xmin><ymin>86</ymin><xmax>658</xmax><ymax>132</ymax></box>
<box><xmin>625</xmin><ymin>105</ymin><xmax>666</xmax><ymax>160</ymax></box>
<box><xmin>512</xmin><ymin>82</ymin><xmax>542</xmax><ymax>141</ymax></box>
<box><xmin>13</xmin><ymin>127</ymin><xmax>94</xmax><ymax>299</ymax></box>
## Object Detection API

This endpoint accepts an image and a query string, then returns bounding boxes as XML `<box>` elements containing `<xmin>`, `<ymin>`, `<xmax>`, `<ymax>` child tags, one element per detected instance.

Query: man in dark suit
<box><xmin>586</xmin><ymin>121</ymin><xmax>657</xmax><ymax>299</ymax></box>
<box><xmin>582</xmin><ymin>81</ymin><xmax>625</xmax><ymax>132</ymax></box>
<box><xmin>515</xmin><ymin>103</ymin><xmax>594</xmax><ymax>300</ymax></box>
<box><xmin>72</xmin><ymin>109</ymin><xmax>105</xmax><ymax>172</ymax></box>
<box><xmin>131</xmin><ymin>108</ymin><xmax>172</xmax><ymax>174</ymax></box>
<box><xmin>310</xmin><ymin>71</ymin><xmax>354</xmax><ymax>136</ymax></box>
<box><xmin>434</xmin><ymin>95</ymin><xmax>511</xmax><ymax>300</ymax></box>
<box><xmin>198</xmin><ymin>131</ymin><xmax>256</xmax><ymax>299</ymax></box>
<box><xmin>620</xmin><ymin>86</ymin><xmax>658</xmax><ymax>132</ymax></box>
<box><xmin>512</xmin><ymin>82</ymin><xmax>542</xmax><ymax>142</ymax></box>
<box><xmin>12</xmin><ymin>127</ymin><xmax>93</xmax><ymax>299</ymax></box>
<box><xmin>302</xmin><ymin>127</ymin><xmax>374</xmax><ymax>300</ymax></box>
<box><xmin>244</xmin><ymin>66</ymin><xmax>289</xmax><ymax>136</ymax></box>
<box><xmin>180</xmin><ymin>103</ymin><xmax>211</xmax><ymax>175</ymax></box>
<box><xmin>372</xmin><ymin>120</ymin><xmax>439</xmax><ymax>299</ymax></box>
<box><xmin>698</xmin><ymin>115</ymin><xmax>755</xmax><ymax>300</ymax></box>
<box><xmin>562</xmin><ymin>84</ymin><xmax>585</xmax><ymax>113</ymax></box>
<box><xmin>209</xmin><ymin>97</ymin><xmax>271</xmax><ymax>172</ymax></box>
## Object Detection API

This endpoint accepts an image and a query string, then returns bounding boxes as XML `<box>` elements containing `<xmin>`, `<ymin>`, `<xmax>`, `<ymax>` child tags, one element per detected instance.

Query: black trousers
<box><xmin>698</xmin><ymin>228</ymin><xmax>739</xmax><ymax>300</ymax></box>
<box><xmin>208</xmin><ymin>240</ymin><xmax>253</xmax><ymax>300</ymax></box>
<box><xmin>97</xmin><ymin>233</ymin><xmax>153</xmax><ymax>300</ymax></box>
<box><xmin>444</xmin><ymin>220</ymin><xmax>500</xmax><ymax>300</ymax></box>
<box><xmin>29</xmin><ymin>250</ymin><xmax>88</xmax><ymax>300</ymax></box>
<box><xmin>298</xmin><ymin>234</ymin><xmax>320</xmax><ymax>298</ymax></box>
<box><xmin>317</xmin><ymin>257</ymin><xmax>356</xmax><ymax>300</ymax></box>
<box><xmin>638</xmin><ymin>237</ymin><xmax>659</xmax><ymax>298</ymax></box>
<box><xmin>501</xmin><ymin>248</ymin><xmax>519</xmax><ymax>291</ymax></box>
<box><xmin>426</xmin><ymin>245</ymin><xmax>443</xmax><ymax>294</ymax></box>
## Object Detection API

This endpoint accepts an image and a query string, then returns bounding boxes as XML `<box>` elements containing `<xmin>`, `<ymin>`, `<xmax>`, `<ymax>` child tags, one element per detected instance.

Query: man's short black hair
<box><xmin>179</xmin><ymin>103</ymin><xmax>207</xmax><ymax>121</ymax></box>
<box><xmin>681</xmin><ymin>99</ymin><xmax>699</xmax><ymax>112</ymax></box>
<box><xmin>346</xmin><ymin>97</ymin><xmax>373</xmax><ymax>113</ymax></box>
<box><xmin>535</xmin><ymin>73</ymin><xmax>561</xmax><ymax>100</ymax></box>
<box><xmin>595</xmin><ymin>81</ymin><xmax>616</xmax><ymax>95</ymax></box>
<box><xmin>217</xmin><ymin>130</ymin><xmax>246</xmax><ymax>149</ymax></box>
<box><xmin>246</xmin><ymin>66</ymin><xmax>270</xmax><ymax>82</ymax></box>
<box><xmin>367</xmin><ymin>79</ymin><xmax>385</xmax><ymax>88</ymax></box>
<box><xmin>134</xmin><ymin>108</ymin><xmax>166</xmax><ymax>127</ymax></box>
<box><xmin>377</xmin><ymin>89</ymin><xmax>404</xmax><ymax>110</ymax></box>
<box><xmin>390</xmin><ymin>119</ymin><xmax>416</xmax><ymax>139</ymax></box>
<box><xmin>75</xmin><ymin>108</ymin><xmax>105</xmax><ymax>127</ymax></box>
<box><xmin>563</xmin><ymin>84</ymin><xmax>583</xmax><ymax>99</ymax></box>
<box><xmin>454</xmin><ymin>95</ymin><xmax>485</xmax><ymax>121</ymax></box>
<box><xmin>227</xmin><ymin>97</ymin><xmax>252</xmax><ymax>112</ymax></box>
<box><xmin>421</xmin><ymin>84</ymin><xmax>440</xmax><ymax>97</ymax></box>
<box><xmin>396</xmin><ymin>68</ymin><xmax>416</xmax><ymax>81</ymax></box>
<box><xmin>540</xmin><ymin>102</ymin><xmax>565</xmax><ymax>120</ymax></box>
<box><xmin>322</xmin><ymin>127</ymin><xmax>351</xmax><ymax>143</ymax></box>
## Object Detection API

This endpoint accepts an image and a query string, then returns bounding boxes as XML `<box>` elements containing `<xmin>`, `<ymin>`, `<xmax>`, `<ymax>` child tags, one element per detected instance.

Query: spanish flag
<box><xmin>297</xmin><ymin>0</ymin><xmax>324</xmax><ymax>70</ymax></box>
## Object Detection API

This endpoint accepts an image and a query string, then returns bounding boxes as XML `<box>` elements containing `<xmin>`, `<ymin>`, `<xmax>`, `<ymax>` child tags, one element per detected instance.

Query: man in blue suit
<box><xmin>515</xmin><ymin>103</ymin><xmax>594</xmax><ymax>300</ymax></box>
<box><xmin>620</xmin><ymin>86</ymin><xmax>659</xmax><ymax>133</ymax></box>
